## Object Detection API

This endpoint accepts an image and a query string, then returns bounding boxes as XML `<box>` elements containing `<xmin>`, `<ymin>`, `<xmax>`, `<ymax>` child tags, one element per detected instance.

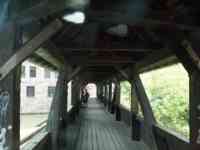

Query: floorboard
<box><xmin>62</xmin><ymin>98</ymin><xmax>150</xmax><ymax>150</ymax></box>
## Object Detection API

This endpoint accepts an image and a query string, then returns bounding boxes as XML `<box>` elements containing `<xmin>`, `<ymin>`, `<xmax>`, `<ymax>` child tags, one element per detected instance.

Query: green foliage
<box><xmin>120</xmin><ymin>81</ymin><xmax>131</xmax><ymax>109</ymax></box>
<box><xmin>140</xmin><ymin>63</ymin><xmax>189</xmax><ymax>138</ymax></box>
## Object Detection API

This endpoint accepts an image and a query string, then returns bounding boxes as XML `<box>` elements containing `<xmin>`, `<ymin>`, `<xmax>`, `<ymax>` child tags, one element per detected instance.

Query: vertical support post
<box><xmin>130</xmin><ymin>79</ymin><xmax>140</xmax><ymax>140</ymax></box>
<box><xmin>190</xmin><ymin>70</ymin><xmax>200</xmax><ymax>150</ymax></box>
<box><xmin>171</xmin><ymin>36</ymin><xmax>200</xmax><ymax>149</ymax></box>
<box><xmin>101</xmin><ymin>84</ymin><xmax>104</xmax><ymax>103</ymax></box>
<box><xmin>72</xmin><ymin>80</ymin><xmax>81</xmax><ymax>116</ymax></box>
<box><xmin>134</xmin><ymin>75</ymin><xmax>156</xmax><ymax>124</ymax></box>
<box><xmin>96</xmin><ymin>83</ymin><xmax>99</xmax><ymax>99</ymax></box>
<box><xmin>104</xmin><ymin>83</ymin><xmax>108</xmax><ymax>107</ymax></box>
<box><xmin>48</xmin><ymin>71</ymin><xmax>64</xmax><ymax>149</ymax></box>
<box><xmin>71</xmin><ymin>80</ymin><xmax>80</xmax><ymax>108</ymax></box>
<box><xmin>103</xmin><ymin>84</ymin><xmax>107</xmax><ymax>106</ymax></box>
<box><xmin>134</xmin><ymin>75</ymin><xmax>157</xmax><ymax>150</ymax></box>
<box><xmin>97</xmin><ymin>83</ymin><xmax>103</xmax><ymax>100</ymax></box>
<box><xmin>48</xmin><ymin>64</ymin><xmax>70</xmax><ymax>149</ymax></box>
<box><xmin>115</xmin><ymin>81</ymin><xmax>121</xmax><ymax>121</ymax></box>
<box><xmin>0</xmin><ymin>66</ymin><xmax>21</xmax><ymax>150</ymax></box>
<box><xmin>0</xmin><ymin>24</ymin><xmax>21</xmax><ymax>150</ymax></box>
<box><xmin>105</xmin><ymin>83</ymin><xmax>108</xmax><ymax>110</ymax></box>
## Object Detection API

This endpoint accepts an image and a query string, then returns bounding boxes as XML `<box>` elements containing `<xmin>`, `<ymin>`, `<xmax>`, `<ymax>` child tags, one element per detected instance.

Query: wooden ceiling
<box><xmin>26</xmin><ymin>0</ymin><xmax>200</xmax><ymax>82</ymax></box>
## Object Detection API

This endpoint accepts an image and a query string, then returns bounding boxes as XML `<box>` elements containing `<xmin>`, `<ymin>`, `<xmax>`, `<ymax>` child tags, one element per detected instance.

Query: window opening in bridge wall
<box><xmin>120</xmin><ymin>81</ymin><xmax>131</xmax><ymax>110</ymax></box>
<box><xmin>67</xmin><ymin>81</ymin><xmax>72</xmax><ymax>111</ymax></box>
<box><xmin>103</xmin><ymin>86</ymin><xmax>106</xmax><ymax>97</ymax></box>
<box><xmin>140</xmin><ymin>63</ymin><xmax>189</xmax><ymax>138</ymax></box>
<box><xmin>138</xmin><ymin>104</ymin><xmax>144</xmax><ymax>119</ymax></box>
<box><xmin>20</xmin><ymin>60</ymin><xmax>58</xmax><ymax>143</ymax></box>
<box><xmin>111</xmin><ymin>83</ymin><xmax>115</xmax><ymax>100</ymax></box>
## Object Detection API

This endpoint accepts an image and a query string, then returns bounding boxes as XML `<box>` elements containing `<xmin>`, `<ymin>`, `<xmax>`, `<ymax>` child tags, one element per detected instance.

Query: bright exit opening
<box><xmin>86</xmin><ymin>83</ymin><xmax>97</xmax><ymax>98</ymax></box>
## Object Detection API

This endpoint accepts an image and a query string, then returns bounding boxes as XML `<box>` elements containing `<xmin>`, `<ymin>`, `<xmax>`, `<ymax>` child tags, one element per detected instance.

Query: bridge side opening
<box><xmin>120</xmin><ymin>80</ymin><xmax>144</xmax><ymax>118</ymax></box>
<box><xmin>0</xmin><ymin>1</ymin><xmax>200</xmax><ymax>149</ymax></box>
<box><xmin>20</xmin><ymin>59</ymin><xmax>58</xmax><ymax>147</ymax></box>
<box><xmin>95</xmin><ymin>59</ymin><xmax>191</xmax><ymax>150</ymax></box>
<box><xmin>140</xmin><ymin>63</ymin><xmax>189</xmax><ymax>139</ymax></box>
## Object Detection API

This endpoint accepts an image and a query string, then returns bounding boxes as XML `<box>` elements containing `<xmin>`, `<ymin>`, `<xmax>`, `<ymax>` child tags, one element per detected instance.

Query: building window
<box><xmin>48</xmin><ymin>86</ymin><xmax>55</xmax><ymax>97</ymax></box>
<box><xmin>27</xmin><ymin>86</ymin><xmax>35</xmax><ymax>97</ymax></box>
<box><xmin>30</xmin><ymin>66</ymin><xmax>36</xmax><ymax>78</ymax></box>
<box><xmin>21</xmin><ymin>65</ymin><xmax>25</xmax><ymax>78</ymax></box>
<box><xmin>44</xmin><ymin>69</ymin><xmax>51</xmax><ymax>78</ymax></box>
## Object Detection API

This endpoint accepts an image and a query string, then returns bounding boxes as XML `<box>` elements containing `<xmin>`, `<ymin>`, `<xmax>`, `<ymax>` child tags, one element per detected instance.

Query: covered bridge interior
<box><xmin>0</xmin><ymin>0</ymin><xmax>200</xmax><ymax>150</ymax></box>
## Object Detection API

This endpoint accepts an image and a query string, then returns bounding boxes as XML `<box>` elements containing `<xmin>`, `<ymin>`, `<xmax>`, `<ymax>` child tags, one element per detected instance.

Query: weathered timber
<box><xmin>115</xmin><ymin>82</ymin><xmax>121</xmax><ymax>121</ymax></box>
<box><xmin>66</xmin><ymin>67</ymin><xmax>82</xmax><ymax>83</ymax></box>
<box><xmin>181</xmin><ymin>40</ymin><xmax>200</xmax><ymax>71</ymax></box>
<box><xmin>0</xmin><ymin>19</ymin><xmax>63</xmax><ymax>81</ymax></box>
<box><xmin>35</xmin><ymin>48</ymin><xmax>63</xmax><ymax>69</ymax></box>
<box><xmin>189</xmin><ymin>70</ymin><xmax>200</xmax><ymax>150</ymax></box>
<box><xmin>87</xmin><ymin>10</ymin><xmax>200</xmax><ymax>32</ymax></box>
<box><xmin>47</xmin><ymin>66</ymin><xmax>69</xmax><ymax>149</ymax></box>
<box><xmin>0</xmin><ymin>24</ymin><xmax>21</xmax><ymax>150</ymax></box>
<box><xmin>134</xmin><ymin>75</ymin><xmax>157</xmax><ymax>150</ymax></box>
<box><xmin>63</xmin><ymin>98</ymin><xmax>150</xmax><ymax>150</ymax></box>
<box><xmin>114</xmin><ymin>66</ymin><xmax>130</xmax><ymax>81</ymax></box>
<box><xmin>135</xmin><ymin>50</ymin><xmax>177</xmax><ymax>73</ymax></box>
<box><xmin>134</xmin><ymin>75</ymin><xmax>156</xmax><ymax>123</ymax></box>
<box><xmin>130</xmin><ymin>67</ymin><xmax>140</xmax><ymax>141</ymax></box>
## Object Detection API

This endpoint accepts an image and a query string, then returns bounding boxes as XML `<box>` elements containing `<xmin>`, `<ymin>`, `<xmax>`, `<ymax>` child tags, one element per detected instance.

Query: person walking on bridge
<box><xmin>85</xmin><ymin>89</ymin><xmax>90</xmax><ymax>104</ymax></box>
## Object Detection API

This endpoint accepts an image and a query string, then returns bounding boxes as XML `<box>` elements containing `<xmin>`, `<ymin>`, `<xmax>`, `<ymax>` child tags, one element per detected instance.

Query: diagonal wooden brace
<box><xmin>0</xmin><ymin>19</ymin><xmax>63</xmax><ymax>81</ymax></box>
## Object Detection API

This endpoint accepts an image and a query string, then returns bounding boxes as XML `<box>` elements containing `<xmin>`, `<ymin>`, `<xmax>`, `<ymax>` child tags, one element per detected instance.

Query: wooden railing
<box><xmin>118</xmin><ymin>106</ymin><xmax>190</xmax><ymax>150</ymax></box>
<box><xmin>20</xmin><ymin>121</ymin><xmax>47</xmax><ymax>145</ymax></box>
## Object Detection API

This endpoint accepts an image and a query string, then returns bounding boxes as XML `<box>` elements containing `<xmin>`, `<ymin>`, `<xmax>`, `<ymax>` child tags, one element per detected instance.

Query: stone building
<box><xmin>20</xmin><ymin>60</ymin><xmax>58</xmax><ymax>114</ymax></box>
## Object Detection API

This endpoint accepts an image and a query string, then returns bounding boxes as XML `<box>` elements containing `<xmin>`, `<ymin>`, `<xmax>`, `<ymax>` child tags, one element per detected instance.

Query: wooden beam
<box><xmin>143</xmin><ymin>19</ymin><xmax>200</xmax><ymax>32</ymax></box>
<box><xmin>134</xmin><ymin>75</ymin><xmax>157</xmax><ymax>149</ymax></box>
<box><xmin>0</xmin><ymin>19</ymin><xmax>63</xmax><ymax>81</ymax></box>
<box><xmin>130</xmin><ymin>84</ymin><xmax>140</xmax><ymax>140</ymax></box>
<box><xmin>35</xmin><ymin>48</ymin><xmax>63</xmax><ymax>69</ymax></box>
<box><xmin>0</xmin><ymin>24</ymin><xmax>21</xmax><ymax>150</ymax></box>
<box><xmin>115</xmin><ymin>81</ymin><xmax>121</xmax><ymax>121</ymax></box>
<box><xmin>62</xmin><ymin>48</ymin><xmax>155</xmax><ymax>52</ymax></box>
<box><xmin>181</xmin><ymin>40</ymin><xmax>200</xmax><ymax>70</ymax></box>
<box><xmin>171</xmin><ymin>34</ymin><xmax>200</xmax><ymax>149</ymax></box>
<box><xmin>189</xmin><ymin>69</ymin><xmax>200</xmax><ymax>150</ymax></box>
<box><xmin>71</xmin><ymin>58</ymin><xmax>136</xmax><ymax>65</ymax></box>
<box><xmin>87</xmin><ymin>10</ymin><xmax>200</xmax><ymax>32</ymax></box>
<box><xmin>135</xmin><ymin>49</ymin><xmax>177</xmax><ymax>73</ymax></box>
<box><xmin>66</xmin><ymin>66</ymin><xmax>82</xmax><ymax>83</ymax></box>
<box><xmin>134</xmin><ymin>75</ymin><xmax>156</xmax><ymax>124</ymax></box>
<box><xmin>47</xmin><ymin>66</ymin><xmax>70</xmax><ymax>149</ymax></box>
<box><xmin>114</xmin><ymin>66</ymin><xmax>130</xmax><ymax>81</ymax></box>
<box><xmin>130</xmin><ymin>68</ymin><xmax>139</xmax><ymax>114</ymax></box>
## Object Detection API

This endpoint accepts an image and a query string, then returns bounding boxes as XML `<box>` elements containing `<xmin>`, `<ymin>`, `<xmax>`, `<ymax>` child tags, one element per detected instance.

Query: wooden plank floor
<box><xmin>62</xmin><ymin>99</ymin><xmax>150</xmax><ymax>150</ymax></box>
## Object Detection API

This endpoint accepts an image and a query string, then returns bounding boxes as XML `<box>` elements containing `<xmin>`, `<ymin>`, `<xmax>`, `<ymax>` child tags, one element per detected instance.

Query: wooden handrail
<box><xmin>20</xmin><ymin>124</ymin><xmax>47</xmax><ymax>145</ymax></box>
